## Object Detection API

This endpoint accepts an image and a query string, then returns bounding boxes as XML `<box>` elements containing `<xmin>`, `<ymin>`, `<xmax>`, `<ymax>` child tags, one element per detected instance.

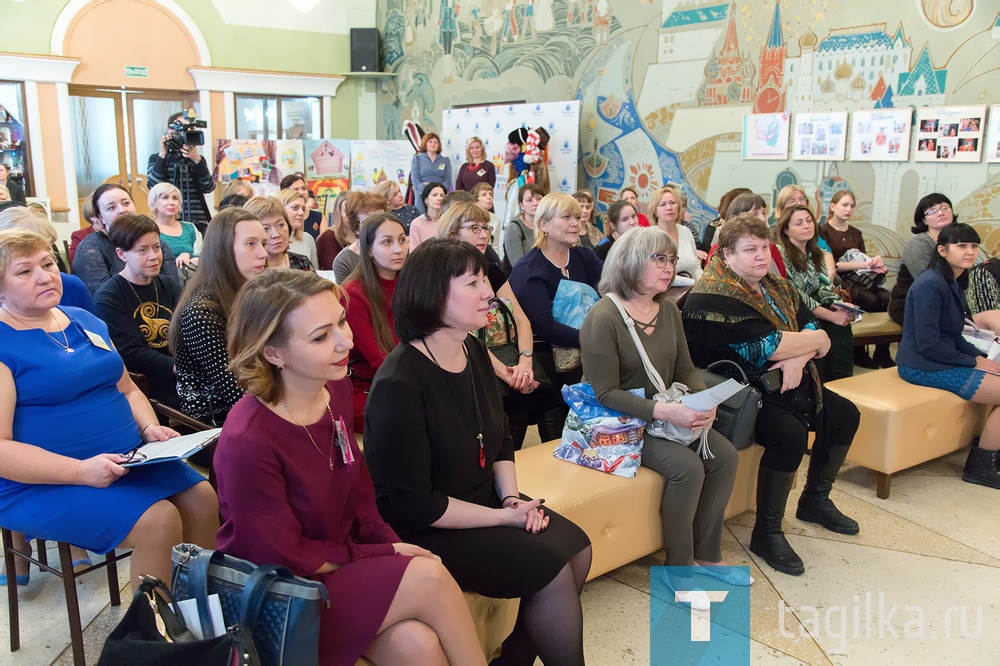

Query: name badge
<box><xmin>476</xmin><ymin>168</ymin><xmax>486</xmax><ymax>177</ymax></box>
<box><xmin>85</xmin><ymin>329</ymin><xmax>112</xmax><ymax>351</ymax></box>
<box><xmin>438</xmin><ymin>163</ymin><xmax>446</xmax><ymax>170</ymax></box>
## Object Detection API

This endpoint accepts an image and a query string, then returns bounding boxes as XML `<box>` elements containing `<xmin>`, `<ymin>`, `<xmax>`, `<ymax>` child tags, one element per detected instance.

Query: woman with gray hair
<box><xmin>580</xmin><ymin>227</ymin><xmax>746</xmax><ymax>605</ymax></box>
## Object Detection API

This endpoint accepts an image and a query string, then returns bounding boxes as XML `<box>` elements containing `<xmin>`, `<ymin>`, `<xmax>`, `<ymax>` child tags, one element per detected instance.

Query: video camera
<box><xmin>165</xmin><ymin>108</ymin><xmax>207</xmax><ymax>153</ymax></box>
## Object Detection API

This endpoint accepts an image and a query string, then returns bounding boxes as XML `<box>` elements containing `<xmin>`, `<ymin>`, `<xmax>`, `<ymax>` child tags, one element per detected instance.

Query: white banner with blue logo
<box><xmin>441</xmin><ymin>101</ymin><xmax>581</xmax><ymax>224</ymax></box>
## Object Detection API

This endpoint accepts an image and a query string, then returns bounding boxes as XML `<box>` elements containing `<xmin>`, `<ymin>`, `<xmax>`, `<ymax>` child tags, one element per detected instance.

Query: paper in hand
<box><xmin>122</xmin><ymin>428</ymin><xmax>222</xmax><ymax>467</ymax></box>
<box><xmin>680</xmin><ymin>379</ymin><xmax>745</xmax><ymax>412</ymax></box>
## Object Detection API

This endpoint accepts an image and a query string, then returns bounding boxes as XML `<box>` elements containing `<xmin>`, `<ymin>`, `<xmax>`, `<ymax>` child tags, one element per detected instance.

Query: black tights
<box><xmin>753</xmin><ymin>388</ymin><xmax>860</xmax><ymax>473</ymax></box>
<box><xmin>492</xmin><ymin>545</ymin><xmax>593</xmax><ymax>666</ymax></box>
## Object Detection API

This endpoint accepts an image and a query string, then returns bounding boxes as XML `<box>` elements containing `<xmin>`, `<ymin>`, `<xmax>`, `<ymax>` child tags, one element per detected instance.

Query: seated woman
<box><xmin>276</xmin><ymin>188</ymin><xmax>319</xmax><ymax>269</ymax></box>
<box><xmin>68</xmin><ymin>193</ymin><xmax>102</xmax><ymax>266</ymax></box>
<box><xmin>619</xmin><ymin>187</ymin><xmax>649</xmax><ymax>227</ymax></box>
<box><xmin>170</xmin><ymin>208</ymin><xmax>269</xmax><ymax>424</ymax></box>
<box><xmin>374</xmin><ymin>179</ymin><xmax>421</xmax><ymax>232</ymax></box>
<box><xmin>438</xmin><ymin>202</ymin><xmax>565</xmax><ymax>449</ymax></box>
<box><xmin>343</xmin><ymin>212</ymin><xmax>409</xmax><ymax>429</ymax></box>
<box><xmin>708</xmin><ymin>192</ymin><xmax>787</xmax><ymax>278</ymax></box>
<box><xmin>408</xmin><ymin>182</ymin><xmax>447</xmax><ymax>248</ymax></box>
<box><xmin>316</xmin><ymin>192</ymin><xmax>353</xmax><ymax>272</ymax></box>
<box><xmin>581</xmin><ymin>227</ymin><xmax>747</xmax><ymax>601</ymax></box>
<box><xmin>243</xmin><ymin>196</ymin><xmax>312</xmax><ymax>271</ymax></box>
<box><xmin>683</xmin><ymin>213</ymin><xmax>861</xmax><ymax>576</ymax></box>
<box><xmin>365</xmin><ymin>238</ymin><xmax>592</xmax><ymax>665</ymax></box>
<box><xmin>775</xmin><ymin>206</ymin><xmax>855</xmax><ymax>381</ymax></box>
<box><xmin>509</xmin><ymin>193</ymin><xmax>604</xmax><ymax>395</ymax></box>
<box><xmin>0</xmin><ymin>207</ymin><xmax>93</xmax><ymax>312</ymax></box>
<box><xmin>594</xmin><ymin>199</ymin><xmax>640</xmax><ymax>260</ymax></box>
<box><xmin>72</xmin><ymin>184</ymin><xmax>180</xmax><ymax>294</ymax></box>
<box><xmin>470</xmin><ymin>182</ymin><xmax>502</xmax><ymax>254</ymax></box>
<box><xmin>774</xmin><ymin>184</ymin><xmax>834</xmax><ymax>281</ymax></box>
<box><xmin>215</xmin><ymin>269</ymin><xmax>486</xmax><ymax>665</ymax></box>
<box><xmin>330</xmin><ymin>192</ymin><xmax>390</xmax><ymax>282</ymax></box>
<box><xmin>820</xmin><ymin>190</ymin><xmax>892</xmax><ymax>369</ymax></box>
<box><xmin>889</xmin><ymin>194</ymin><xmax>957</xmax><ymax>326</ymax></box>
<box><xmin>94</xmin><ymin>214</ymin><xmax>182</xmax><ymax>407</ymax></box>
<box><xmin>148</xmin><ymin>182</ymin><xmax>202</xmax><ymax>281</ymax></box>
<box><xmin>278</xmin><ymin>173</ymin><xmax>324</xmax><ymax>238</ymax></box>
<box><xmin>647</xmin><ymin>186</ymin><xmax>705</xmax><ymax>279</ymax></box>
<box><xmin>503</xmin><ymin>183</ymin><xmax>545</xmax><ymax>269</ymax></box>
<box><xmin>701</xmin><ymin>187</ymin><xmax>750</xmax><ymax>252</ymax></box>
<box><xmin>0</xmin><ymin>228</ymin><xmax>217</xmax><ymax>590</ymax></box>
<box><xmin>571</xmin><ymin>190</ymin><xmax>603</xmax><ymax>250</ymax></box>
<box><xmin>967</xmin><ymin>254</ymin><xmax>1000</xmax><ymax>333</ymax></box>
<box><xmin>896</xmin><ymin>224</ymin><xmax>1000</xmax><ymax>489</ymax></box>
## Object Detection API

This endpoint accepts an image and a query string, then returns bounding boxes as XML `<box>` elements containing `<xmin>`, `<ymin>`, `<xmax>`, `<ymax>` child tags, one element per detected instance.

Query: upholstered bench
<box><xmin>515</xmin><ymin>441</ymin><xmax>764</xmax><ymax>579</ymax></box>
<box><xmin>851</xmin><ymin>311</ymin><xmax>903</xmax><ymax>347</ymax></box>
<box><xmin>825</xmin><ymin>368</ymin><xmax>988</xmax><ymax>498</ymax></box>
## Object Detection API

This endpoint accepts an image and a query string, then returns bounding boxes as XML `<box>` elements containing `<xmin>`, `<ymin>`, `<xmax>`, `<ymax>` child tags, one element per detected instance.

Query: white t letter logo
<box><xmin>677</xmin><ymin>591</ymin><xmax>729</xmax><ymax>641</ymax></box>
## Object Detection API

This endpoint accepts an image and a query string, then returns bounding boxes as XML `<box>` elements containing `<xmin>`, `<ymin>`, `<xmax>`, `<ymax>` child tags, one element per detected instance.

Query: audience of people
<box><xmin>364</xmin><ymin>238</ymin><xmax>592</xmax><ymax>666</ymax></box>
<box><xmin>684</xmin><ymin>213</ymin><xmax>861</xmax><ymax>576</ymax></box>
<box><xmin>94</xmin><ymin>214</ymin><xmax>182</xmax><ymax>408</ymax></box>
<box><xmin>342</xmin><ymin>212</ymin><xmax>409</xmax><ymax>428</ymax></box>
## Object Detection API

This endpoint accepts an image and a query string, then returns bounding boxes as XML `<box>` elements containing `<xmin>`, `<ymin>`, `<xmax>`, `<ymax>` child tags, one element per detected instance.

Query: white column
<box><xmin>223</xmin><ymin>92</ymin><xmax>236</xmax><ymax>139</ymax></box>
<box><xmin>23</xmin><ymin>81</ymin><xmax>47</xmax><ymax>199</ymax></box>
<box><xmin>358</xmin><ymin>78</ymin><xmax>377</xmax><ymax>139</ymax></box>
<box><xmin>322</xmin><ymin>95</ymin><xmax>333</xmax><ymax>137</ymax></box>
<box><xmin>55</xmin><ymin>82</ymin><xmax>80</xmax><ymax>234</ymax></box>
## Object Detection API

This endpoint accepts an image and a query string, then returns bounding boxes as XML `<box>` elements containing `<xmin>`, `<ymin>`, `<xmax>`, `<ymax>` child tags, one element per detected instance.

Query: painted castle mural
<box><xmin>377</xmin><ymin>0</ymin><xmax>1000</xmax><ymax>259</ymax></box>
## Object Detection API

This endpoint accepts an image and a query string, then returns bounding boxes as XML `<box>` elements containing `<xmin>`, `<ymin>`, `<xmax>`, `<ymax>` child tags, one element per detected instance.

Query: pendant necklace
<box><xmin>282</xmin><ymin>395</ymin><xmax>338</xmax><ymax>470</ymax></box>
<box><xmin>422</xmin><ymin>339</ymin><xmax>486</xmax><ymax>468</ymax></box>
<box><xmin>2</xmin><ymin>306</ymin><xmax>74</xmax><ymax>352</ymax></box>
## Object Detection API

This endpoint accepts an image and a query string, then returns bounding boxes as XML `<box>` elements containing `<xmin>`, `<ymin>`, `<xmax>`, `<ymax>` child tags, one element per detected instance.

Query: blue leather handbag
<box><xmin>171</xmin><ymin>544</ymin><xmax>331</xmax><ymax>666</ymax></box>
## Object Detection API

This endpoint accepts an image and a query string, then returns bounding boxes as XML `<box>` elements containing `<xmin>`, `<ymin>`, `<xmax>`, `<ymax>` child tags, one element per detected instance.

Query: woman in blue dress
<box><xmin>0</xmin><ymin>228</ymin><xmax>218</xmax><ymax>591</ymax></box>
<box><xmin>897</xmin><ymin>223</ymin><xmax>1000</xmax><ymax>490</ymax></box>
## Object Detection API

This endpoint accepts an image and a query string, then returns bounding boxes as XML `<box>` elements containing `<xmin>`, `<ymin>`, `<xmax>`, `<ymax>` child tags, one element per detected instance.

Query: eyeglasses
<box><xmin>926</xmin><ymin>204</ymin><xmax>951</xmax><ymax>217</ymax></box>
<box><xmin>461</xmin><ymin>224</ymin><xmax>489</xmax><ymax>235</ymax></box>
<box><xmin>121</xmin><ymin>443</ymin><xmax>147</xmax><ymax>464</ymax></box>
<box><xmin>651</xmin><ymin>254</ymin><xmax>678</xmax><ymax>268</ymax></box>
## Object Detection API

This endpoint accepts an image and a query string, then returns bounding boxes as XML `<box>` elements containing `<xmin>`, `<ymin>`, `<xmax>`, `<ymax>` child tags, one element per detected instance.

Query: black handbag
<box><xmin>843</xmin><ymin>269</ymin><xmax>885</xmax><ymax>291</ymax></box>
<box><xmin>700</xmin><ymin>360</ymin><xmax>763</xmax><ymax>451</ymax></box>
<box><xmin>477</xmin><ymin>297</ymin><xmax>550</xmax><ymax>390</ymax></box>
<box><xmin>98</xmin><ymin>574</ymin><xmax>260</xmax><ymax>666</ymax></box>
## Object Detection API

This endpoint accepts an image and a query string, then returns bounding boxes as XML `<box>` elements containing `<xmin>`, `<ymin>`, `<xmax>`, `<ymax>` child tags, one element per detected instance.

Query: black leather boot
<box><xmin>749</xmin><ymin>467</ymin><xmax>805</xmax><ymax>576</ymax></box>
<box><xmin>963</xmin><ymin>441</ymin><xmax>1000</xmax><ymax>489</ymax></box>
<box><xmin>536</xmin><ymin>407</ymin><xmax>567</xmax><ymax>444</ymax></box>
<box><xmin>853</xmin><ymin>346</ymin><xmax>879</xmax><ymax>369</ymax></box>
<box><xmin>796</xmin><ymin>444</ymin><xmax>860</xmax><ymax>534</ymax></box>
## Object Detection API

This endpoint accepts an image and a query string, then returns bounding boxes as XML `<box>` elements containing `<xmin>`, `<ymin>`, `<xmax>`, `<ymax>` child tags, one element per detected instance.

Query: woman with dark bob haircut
<box><xmin>897</xmin><ymin>224</ymin><xmax>1000</xmax><ymax>489</ymax></box>
<box><xmin>364</xmin><ymin>238</ymin><xmax>592</xmax><ymax>665</ymax></box>
<box><xmin>888</xmin><ymin>193</ymin><xmax>957</xmax><ymax>325</ymax></box>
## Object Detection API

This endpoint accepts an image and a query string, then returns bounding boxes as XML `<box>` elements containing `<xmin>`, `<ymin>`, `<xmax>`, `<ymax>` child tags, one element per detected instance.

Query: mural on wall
<box><xmin>377</xmin><ymin>0</ymin><xmax>1000</xmax><ymax>259</ymax></box>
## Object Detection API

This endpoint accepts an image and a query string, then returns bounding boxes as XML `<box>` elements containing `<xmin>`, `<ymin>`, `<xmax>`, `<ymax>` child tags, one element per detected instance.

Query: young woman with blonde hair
<box><xmin>276</xmin><ymin>188</ymin><xmax>319</xmax><ymax>269</ymax></box>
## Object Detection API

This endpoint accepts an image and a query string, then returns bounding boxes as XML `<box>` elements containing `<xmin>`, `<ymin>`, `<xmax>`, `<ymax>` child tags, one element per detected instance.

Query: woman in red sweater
<box><xmin>343</xmin><ymin>212</ymin><xmax>409</xmax><ymax>428</ymax></box>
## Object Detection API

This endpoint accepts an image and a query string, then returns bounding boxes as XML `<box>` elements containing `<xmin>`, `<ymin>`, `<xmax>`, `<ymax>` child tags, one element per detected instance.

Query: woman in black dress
<box><xmin>365</xmin><ymin>238</ymin><xmax>592</xmax><ymax>666</ymax></box>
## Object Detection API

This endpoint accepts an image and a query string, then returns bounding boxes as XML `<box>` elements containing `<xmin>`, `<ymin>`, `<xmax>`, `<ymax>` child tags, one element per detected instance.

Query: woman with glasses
<box><xmin>888</xmin><ymin>194</ymin><xmax>957</xmax><ymax>326</ymax></box>
<box><xmin>243</xmin><ymin>197</ymin><xmax>313</xmax><ymax>272</ymax></box>
<box><xmin>343</xmin><ymin>213</ymin><xmax>409</xmax><ymax>428</ymax></box>
<box><xmin>581</xmin><ymin>227</ymin><xmax>745</xmax><ymax>605</ymax></box>
<box><xmin>896</xmin><ymin>224</ymin><xmax>1000</xmax><ymax>490</ymax></box>
<box><xmin>438</xmin><ymin>202</ymin><xmax>565</xmax><ymax>449</ymax></box>
<box><xmin>0</xmin><ymin>228</ymin><xmax>217</xmax><ymax>591</ymax></box>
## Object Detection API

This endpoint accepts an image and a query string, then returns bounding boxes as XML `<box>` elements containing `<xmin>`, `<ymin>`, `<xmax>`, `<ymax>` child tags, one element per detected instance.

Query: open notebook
<box><xmin>122</xmin><ymin>429</ymin><xmax>222</xmax><ymax>468</ymax></box>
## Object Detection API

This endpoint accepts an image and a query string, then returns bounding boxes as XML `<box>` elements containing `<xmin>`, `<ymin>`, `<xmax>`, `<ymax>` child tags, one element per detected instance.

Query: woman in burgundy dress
<box><xmin>215</xmin><ymin>269</ymin><xmax>486</xmax><ymax>666</ymax></box>
<box><xmin>455</xmin><ymin>136</ymin><xmax>497</xmax><ymax>194</ymax></box>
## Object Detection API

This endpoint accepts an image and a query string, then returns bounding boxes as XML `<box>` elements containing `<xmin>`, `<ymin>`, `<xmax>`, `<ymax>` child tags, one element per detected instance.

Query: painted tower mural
<box><xmin>377</xmin><ymin>0</ymin><xmax>1000</xmax><ymax>258</ymax></box>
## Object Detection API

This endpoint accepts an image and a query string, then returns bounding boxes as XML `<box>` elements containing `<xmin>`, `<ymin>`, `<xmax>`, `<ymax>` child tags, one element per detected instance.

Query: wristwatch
<box><xmin>519</xmin><ymin>350</ymin><xmax>533</xmax><ymax>358</ymax></box>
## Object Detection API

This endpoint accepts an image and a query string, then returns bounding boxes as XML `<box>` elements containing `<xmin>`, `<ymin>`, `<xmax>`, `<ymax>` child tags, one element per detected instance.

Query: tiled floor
<box><xmin>3</xmin><ymin>440</ymin><xmax>999</xmax><ymax>664</ymax></box>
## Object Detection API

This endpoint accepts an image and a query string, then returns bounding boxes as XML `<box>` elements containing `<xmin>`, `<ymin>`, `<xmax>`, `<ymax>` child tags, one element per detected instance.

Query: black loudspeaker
<box><xmin>350</xmin><ymin>28</ymin><xmax>380</xmax><ymax>73</ymax></box>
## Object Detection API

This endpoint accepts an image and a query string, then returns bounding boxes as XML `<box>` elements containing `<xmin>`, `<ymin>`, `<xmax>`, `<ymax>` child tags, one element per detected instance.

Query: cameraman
<box><xmin>146</xmin><ymin>112</ymin><xmax>215</xmax><ymax>231</ymax></box>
